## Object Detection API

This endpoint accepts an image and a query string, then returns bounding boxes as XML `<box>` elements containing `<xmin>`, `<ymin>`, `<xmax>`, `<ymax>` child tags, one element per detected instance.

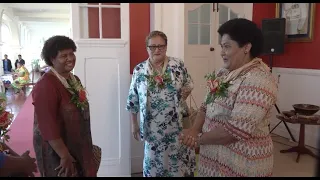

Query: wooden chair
<box><xmin>22</xmin><ymin>64</ymin><xmax>37</xmax><ymax>94</ymax></box>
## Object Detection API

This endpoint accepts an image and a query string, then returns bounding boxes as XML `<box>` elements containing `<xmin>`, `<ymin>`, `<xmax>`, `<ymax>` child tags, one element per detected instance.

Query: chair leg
<box><xmin>22</xmin><ymin>86</ymin><xmax>27</xmax><ymax>94</ymax></box>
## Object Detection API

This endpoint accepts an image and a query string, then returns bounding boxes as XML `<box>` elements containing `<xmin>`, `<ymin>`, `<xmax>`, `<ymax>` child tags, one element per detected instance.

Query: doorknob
<box><xmin>210</xmin><ymin>47</ymin><xmax>215</xmax><ymax>51</ymax></box>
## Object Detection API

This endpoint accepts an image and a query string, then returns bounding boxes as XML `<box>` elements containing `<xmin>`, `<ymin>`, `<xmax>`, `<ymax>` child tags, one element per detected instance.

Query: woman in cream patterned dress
<box><xmin>126</xmin><ymin>31</ymin><xmax>196</xmax><ymax>177</ymax></box>
<box><xmin>179</xmin><ymin>18</ymin><xmax>278</xmax><ymax>177</ymax></box>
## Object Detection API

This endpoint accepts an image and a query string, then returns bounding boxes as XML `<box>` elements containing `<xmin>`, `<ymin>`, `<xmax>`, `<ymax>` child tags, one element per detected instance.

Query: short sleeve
<box><xmin>32</xmin><ymin>76</ymin><xmax>61</xmax><ymax>141</ymax></box>
<box><xmin>126</xmin><ymin>69</ymin><xmax>140</xmax><ymax>114</ymax></box>
<box><xmin>223</xmin><ymin>74</ymin><xmax>277</xmax><ymax>141</ymax></box>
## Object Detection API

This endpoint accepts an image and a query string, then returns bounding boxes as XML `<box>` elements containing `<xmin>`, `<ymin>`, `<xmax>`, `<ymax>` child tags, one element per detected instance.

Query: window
<box><xmin>218</xmin><ymin>4</ymin><xmax>240</xmax><ymax>43</ymax></box>
<box><xmin>79</xmin><ymin>3</ymin><xmax>121</xmax><ymax>39</ymax></box>
<box><xmin>1</xmin><ymin>23</ymin><xmax>13</xmax><ymax>59</ymax></box>
<box><xmin>187</xmin><ymin>4</ymin><xmax>211</xmax><ymax>45</ymax></box>
<box><xmin>1</xmin><ymin>23</ymin><xmax>11</xmax><ymax>43</ymax></box>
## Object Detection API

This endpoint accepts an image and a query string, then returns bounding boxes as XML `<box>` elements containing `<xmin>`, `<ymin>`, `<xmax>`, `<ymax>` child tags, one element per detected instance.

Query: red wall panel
<box><xmin>87</xmin><ymin>3</ymin><xmax>150</xmax><ymax>73</ymax></box>
<box><xmin>129</xmin><ymin>3</ymin><xmax>150</xmax><ymax>73</ymax></box>
<box><xmin>253</xmin><ymin>3</ymin><xmax>320</xmax><ymax>69</ymax></box>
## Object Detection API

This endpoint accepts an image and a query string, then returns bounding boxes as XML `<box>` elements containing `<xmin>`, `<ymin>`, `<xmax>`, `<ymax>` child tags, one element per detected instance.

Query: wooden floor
<box><xmin>3</xmin><ymin>71</ymin><xmax>318</xmax><ymax>177</ymax></box>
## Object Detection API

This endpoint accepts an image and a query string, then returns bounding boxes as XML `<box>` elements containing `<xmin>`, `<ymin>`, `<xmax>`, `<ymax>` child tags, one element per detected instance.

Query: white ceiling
<box><xmin>3</xmin><ymin>3</ymin><xmax>70</xmax><ymax>30</ymax></box>
<box><xmin>7</xmin><ymin>3</ymin><xmax>69</xmax><ymax>13</ymax></box>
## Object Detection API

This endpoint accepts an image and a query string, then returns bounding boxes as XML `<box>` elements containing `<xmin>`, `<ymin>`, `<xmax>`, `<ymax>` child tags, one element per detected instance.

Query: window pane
<box><xmin>188</xmin><ymin>8</ymin><xmax>198</xmax><ymax>24</ymax></box>
<box><xmin>230</xmin><ymin>10</ymin><xmax>238</xmax><ymax>20</ymax></box>
<box><xmin>101</xmin><ymin>7</ymin><xmax>121</xmax><ymax>38</ymax></box>
<box><xmin>200</xmin><ymin>24</ymin><xmax>210</xmax><ymax>45</ymax></box>
<box><xmin>101</xmin><ymin>3</ymin><xmax>120</xmax><ymax>5</ymax></box>
<box><xmin>219</xmin><ymin>4</ymin><xmax>228</xmax><ymax>26</ymax></box>
<box><xmin>1</xmin><ymin>24</ymin><xmax>11</xmax><ymax>43</ymax></box>
<box><xmin>188</xmin><ymin>24</ymin><xmax>198</xmax><ymax>44</ymax></box>
<box><xmin>80</xmin><ymin>7</ymin><xmax>99</xmax><ymax>38</ymax></box>
<box><xmin>80</xmin><ymin>3</ymin><xmax>99</xmax><ymax>5</ymax></box>
<box><xmin>200</xmin><ymin>4</ymin><xmax>211</xmax><ymax>24</ymax></box>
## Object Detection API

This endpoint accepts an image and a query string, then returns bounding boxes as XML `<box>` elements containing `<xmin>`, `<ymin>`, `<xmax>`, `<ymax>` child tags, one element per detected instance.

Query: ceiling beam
<box><xmin>14</xmin><ymin>12</ymin><xmax>69</xmax><ymax>19</ymax></box>
<box><xmin>8</xmin><ymin>3</ymin><xmax>69</xmax><ymax>11</ymax></box>
<box><xmin>18</xmin><ymin>17</ymin><xmax>69</xmax><ymax>23</ymax></box>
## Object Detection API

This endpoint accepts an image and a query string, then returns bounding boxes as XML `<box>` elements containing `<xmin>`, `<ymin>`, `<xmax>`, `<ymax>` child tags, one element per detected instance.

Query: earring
<box><xmin>244</xmin><ymin>51</ymin><xmax>248</xmax><ymax>54</ymax></box>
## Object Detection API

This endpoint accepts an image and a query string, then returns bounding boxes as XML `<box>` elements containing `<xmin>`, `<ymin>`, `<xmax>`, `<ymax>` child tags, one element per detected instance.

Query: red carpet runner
<box><xmin>6</xmin><ymin>95</ymin><xmax>40</xmax><ymax>177</ymax></box>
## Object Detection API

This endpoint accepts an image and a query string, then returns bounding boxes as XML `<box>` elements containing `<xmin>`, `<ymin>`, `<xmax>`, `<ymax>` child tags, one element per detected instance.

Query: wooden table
<box><xmin>276</xmin><ymin>111</ymin><xmax>320</xmax><ymax>163</ymax></box>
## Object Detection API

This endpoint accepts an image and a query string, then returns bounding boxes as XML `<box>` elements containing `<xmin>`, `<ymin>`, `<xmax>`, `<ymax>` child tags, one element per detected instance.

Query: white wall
<box><xmin>271</xmin><ymin>68</ymin><xmax>320</xmax><ymax>148</ymax></box>
<box><xmin>1</xmin><ymin>9</ymin><xmax>24</xmax><ymax>61</ymax></box>
<box><xmin>150</xmin><ymin>3</ymin><xmax>185</xmax><ymax>60</ymax></box>
<box><xmin>25</xmin><ymin>23</ymin><xmax>70</xmax><ymax>65</ymax></box>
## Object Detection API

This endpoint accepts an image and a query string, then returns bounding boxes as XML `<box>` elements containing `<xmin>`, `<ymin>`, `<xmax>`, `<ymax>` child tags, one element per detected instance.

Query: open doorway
<box><xmin>1</xmin><ymin>3</ymin><xmax>134</xmax><ymax>177</ymax></box>
<box><xmin>0</xmin><ymin>2</ymin><xmax>71</xmax><ymax>117</ymax></box>
<box><xmin>4</xmin><ymin>3</ymin><xmax>71</xmax><ymax>74</ymax></box>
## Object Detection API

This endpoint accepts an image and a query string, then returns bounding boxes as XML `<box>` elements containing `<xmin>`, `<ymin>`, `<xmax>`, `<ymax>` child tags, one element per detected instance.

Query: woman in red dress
<box><xmin>32</xmin><ymin>35</ymin><xmax>97</xmax><ymax>177</ymax></box>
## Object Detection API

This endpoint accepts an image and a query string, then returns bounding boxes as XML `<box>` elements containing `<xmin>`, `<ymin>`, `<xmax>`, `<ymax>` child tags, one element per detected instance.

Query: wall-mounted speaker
<box><xmin>261</xmin><ymin>18</ymin><xmax>286</xmax><ymax>55</ymax></box>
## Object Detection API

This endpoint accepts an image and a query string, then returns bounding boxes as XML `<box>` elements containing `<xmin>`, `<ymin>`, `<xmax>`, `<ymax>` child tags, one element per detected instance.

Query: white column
<box><xmin>0</xmin><ymin>42</ymin><xmax>3</xmax><ymax>76</ymax></box>
<box><xmin>0</xmin><ymin>8</ymin><xmax>4</xmax><ymax>75</ymax></box>
<box><xmin>71</xmin><ymin>3</ymin><xmax>131</xmax><ymax>176</ymax></box>
<box><xmin>151</xmin><ymin>3</ymin><xmax>185</xmax><ymax>59</ymax></box>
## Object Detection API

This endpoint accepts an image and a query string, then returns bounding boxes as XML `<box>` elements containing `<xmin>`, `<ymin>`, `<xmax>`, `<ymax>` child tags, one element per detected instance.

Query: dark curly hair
<box><xmin>218</xmin><ymin>18</ymin><xmax>263</xmax><ymax>58</ymax></box>
<box><xmin>41</xmin><ymin>35</ymin><xmax>77</xmax><ymax>66</ymax></box>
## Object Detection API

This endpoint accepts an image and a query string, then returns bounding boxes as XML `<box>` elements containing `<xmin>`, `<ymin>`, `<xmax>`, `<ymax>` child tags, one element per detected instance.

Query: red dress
<box><xmin>32</xmin><ymin>72</ymin><xmax>97</xmax><ymax>177</ymax></box>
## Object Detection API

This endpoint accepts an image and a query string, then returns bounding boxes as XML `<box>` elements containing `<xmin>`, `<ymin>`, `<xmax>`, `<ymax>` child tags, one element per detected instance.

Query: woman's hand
<box><xmin>131</xmin><ymin>121</ymin><xmax>140</xmax><ymax>141</ymax></box>
<box><xmin>55</xmin><ymin>154</ymin><xmax>77</xmax><ymax>177</ymax></box>
<box><xmin>181</xmin><ymin>87</ymin><xmax>191</xmax><ymax>100</ymax></box>
<box><xmin>179</xmin><ymin>128</ymin><xmax>200</xmax><ymax>149</ymax></box>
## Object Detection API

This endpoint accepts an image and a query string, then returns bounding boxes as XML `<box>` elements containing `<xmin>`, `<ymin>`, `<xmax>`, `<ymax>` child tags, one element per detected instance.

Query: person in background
<box><xmin>15</xmin><ymin>54</ymin><xmax>25</xmax><ymax>69</ymax></box>
<box><xmin>11</xmin><ymin>62</ymin><xmax>30</xmax><ymax>94</ymax></box>
<box><xmin>32</xmin><ymin>35</ymin><xmax>97</xmax><ymax>177</ymax></box>
<box><xmin>126</xmin><ymin>30</ymin><xmax>196</xmax><ymax>177</ymax></box>
<box><xmin>2</xmin><ymin>54</ymin><xmax>12</xmax><ymax>74</ymax></box>
<box><xmin>179</xmin><ymin>18</ymin><xmax>278</xmax><ymax>177</ymax></box>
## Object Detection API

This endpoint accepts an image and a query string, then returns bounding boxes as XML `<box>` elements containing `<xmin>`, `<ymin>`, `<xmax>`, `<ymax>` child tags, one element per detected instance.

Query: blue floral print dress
<box><xmin>126</xmin><ymin>57</ymin><xmax>196</xmax><ymax>177</ymax></box>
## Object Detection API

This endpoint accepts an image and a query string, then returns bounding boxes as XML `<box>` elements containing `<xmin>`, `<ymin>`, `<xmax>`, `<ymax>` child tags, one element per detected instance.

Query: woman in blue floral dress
<box><xmin>126</xmin><ymin>31</ymin><xmax>196</xmax><ymax>177</ymax></box>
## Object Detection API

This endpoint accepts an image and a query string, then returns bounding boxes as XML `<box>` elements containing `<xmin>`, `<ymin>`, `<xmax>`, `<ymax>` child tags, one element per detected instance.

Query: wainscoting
<box><xmin>271</xmin><ymin>67</ymin><xmax>320</xmax><ymax>148</ymax></box>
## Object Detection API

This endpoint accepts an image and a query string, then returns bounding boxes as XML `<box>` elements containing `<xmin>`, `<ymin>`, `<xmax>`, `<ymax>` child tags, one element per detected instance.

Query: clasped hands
<box><xmin>178</xmin><ymin>129</ymin><xmax>200</xmax><ymax>149</ymax></box>
<box><xmin>181</xmin><ymin>88</ymin><xmax>191</xmax><ymax>100</ymax></box>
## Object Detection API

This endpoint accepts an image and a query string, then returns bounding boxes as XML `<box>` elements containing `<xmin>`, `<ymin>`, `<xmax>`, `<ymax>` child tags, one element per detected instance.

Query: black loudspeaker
<box><xmin>261</xmin><ymin>18</ymin><xmax>286</xmax><ymax>55</ymax></box>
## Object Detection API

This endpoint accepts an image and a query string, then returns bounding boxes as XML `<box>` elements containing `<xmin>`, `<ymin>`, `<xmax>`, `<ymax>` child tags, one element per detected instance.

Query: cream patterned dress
<box><xmin>126</xmin><ymin>57</ymin><xmax>196</xmax><ymax>177</ymax></box>
<box><xmin>198</xmin><ymin>64</ymin><xmax>278</xmax><ymax>177</ymax></box>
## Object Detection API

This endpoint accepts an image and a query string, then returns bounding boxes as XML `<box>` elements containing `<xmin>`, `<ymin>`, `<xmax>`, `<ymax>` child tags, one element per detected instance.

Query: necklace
<box><xmin>148</xmin><ymin>57</ymin><xmax>168</xmax><ymax>75</ymax></box>
<box><xmin>50</xmin><ymin>67</ymin><xmax>78</xmax><ymax>95</ymax></box>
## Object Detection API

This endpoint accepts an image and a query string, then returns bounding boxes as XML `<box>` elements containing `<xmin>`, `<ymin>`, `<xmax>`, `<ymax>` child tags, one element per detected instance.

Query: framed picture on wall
<box><xmin>276</xmin><ymin>3</ymin><xmax>316</xmax><ymax>42</ymax></box>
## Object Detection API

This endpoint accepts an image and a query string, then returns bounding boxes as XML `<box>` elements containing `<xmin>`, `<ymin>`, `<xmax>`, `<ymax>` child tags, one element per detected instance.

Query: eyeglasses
<box><xmin>147</xmin><ymin>45</ymin><xmax>166</xmax><ymax>52</ymax></box>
